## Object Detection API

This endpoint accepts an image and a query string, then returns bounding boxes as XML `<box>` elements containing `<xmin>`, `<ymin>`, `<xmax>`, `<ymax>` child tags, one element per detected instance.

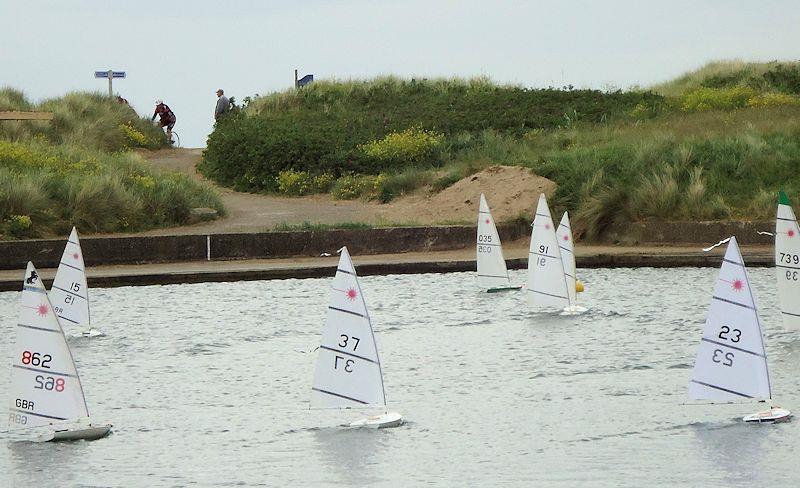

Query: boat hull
<box><xmin>487</xmin><ymin>286</ymin><xmax>522</xmax><ymax>294</ymax></box>
<box><xmin>46</xmin><ymin>424</ymin><xmax>112</xmax><ymax>442</ymax></box>
<box><xmin>743</xmin><ymin>407</ymin><xmax>791</xmax><ymax>423</ymax></box>
<box><xmin>349</xmin><ymin>412</ymin><xmax>403</xmax><ymax>429</ymax></box>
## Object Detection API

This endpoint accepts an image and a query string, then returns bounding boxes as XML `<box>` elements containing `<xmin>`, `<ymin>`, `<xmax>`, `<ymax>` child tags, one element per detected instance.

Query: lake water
<box><xmin>1</xmin><ymin>267</ymin><xmax>799</xmax><ymax>487</ymax></box>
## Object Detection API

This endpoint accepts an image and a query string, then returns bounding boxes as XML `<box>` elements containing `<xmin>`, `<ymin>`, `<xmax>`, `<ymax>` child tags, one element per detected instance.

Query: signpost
<box><xmin>94</xmin><ymin>70</ymin><xmax>126</xmax><ymax>97</ymax></box>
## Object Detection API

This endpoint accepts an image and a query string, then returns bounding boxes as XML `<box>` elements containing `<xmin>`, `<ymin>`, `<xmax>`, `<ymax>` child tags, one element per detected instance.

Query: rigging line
<box><xmin>702</xmin><ymin>237</ymin><xmax>731</xmax><ymax>252</ymax></box>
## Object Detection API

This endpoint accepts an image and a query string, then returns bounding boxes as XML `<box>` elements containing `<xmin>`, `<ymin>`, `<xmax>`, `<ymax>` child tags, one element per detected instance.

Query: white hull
<box><xmin>743</xmin><ymin>407</ymin><xmax>791</xmax><ymax>423</ymax></box>
<box><xmin>560</xmin><ymin>305</ymin><xmax>588</xmax><ymax>316</ymax></box>
<box><xmin>69</xmin><ymin>328</ymin><xmax>106</xmax><ymax>339</ymax></box>
<box><xmin>37</xmin><ymin>424</ymin><xmax>112</xmax><ymax>442</ymax></box>
<box><xmin>348</xmin><ymin>412</ymin><xmax>403</xmax><ymax>429</ymax></box>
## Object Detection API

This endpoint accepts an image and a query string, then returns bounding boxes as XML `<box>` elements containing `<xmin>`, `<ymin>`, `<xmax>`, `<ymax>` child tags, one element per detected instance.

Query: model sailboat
<box><xmin>8</xmin><ymin>262</ymin><xmax>111</xmax><ymax>441</ymax></box>
<box><xmin>311</xmin><ymin>247</ymin><xmax>402</xmax><ymax>428</ymax></box>
<box><xmin>556</xmin><ymin>211</ymin><xmax>586</xmax><ymax>313</ymax></box>
<box><xmin>476</xmin><ymin>194</ymin><xmax>521</xmax><ymax>293</ymax></box>
<box><xmin>688</xmin><ymin>237</ymin><xmax>790</xmax><ymax>423</ymax></box>
<box><xmin>526</xmin><ymin>194</ymin><xmax>570</xmax><ymax>310</ymax></box>
<box><xmin>775</xmin><ymin>191</ymin><xmax>800</xmax><ymax>330</ymax></box>
<box><xmin>49</xmin><ymin>227</ymin><xmax>102</xmax><ymax>337</ymax></box>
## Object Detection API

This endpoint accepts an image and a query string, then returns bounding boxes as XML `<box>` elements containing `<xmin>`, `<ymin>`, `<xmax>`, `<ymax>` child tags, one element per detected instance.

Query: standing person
<box><xmin>215</xmin><ymin>89</ymin><xmax>230</xmax><ymax>120</ymax></box>
<box><xmin>151</xmin><ymin>99</ymin><xmax>177</xmax><ymax>144</ymax></box>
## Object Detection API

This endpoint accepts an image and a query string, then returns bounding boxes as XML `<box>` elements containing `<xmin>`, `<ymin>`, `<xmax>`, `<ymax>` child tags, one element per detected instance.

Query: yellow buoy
<box><xmin>576</xmin><ymin>280</ymin><xmax>585</xmax><ymax>293</ymax></box>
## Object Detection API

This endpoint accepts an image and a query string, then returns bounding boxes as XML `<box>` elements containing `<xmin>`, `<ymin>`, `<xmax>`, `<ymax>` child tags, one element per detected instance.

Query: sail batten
<box><xmin>476</xmin><ymin>194</ymin><xmax>513</xmax><ymax>290</ymax></box>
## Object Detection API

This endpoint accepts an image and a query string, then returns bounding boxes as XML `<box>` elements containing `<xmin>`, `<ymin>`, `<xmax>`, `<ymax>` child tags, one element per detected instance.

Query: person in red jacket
<box><xmin>151</xmin><ymin>100</ymin><xmax>177</xmax><ymax>143</ymax></box>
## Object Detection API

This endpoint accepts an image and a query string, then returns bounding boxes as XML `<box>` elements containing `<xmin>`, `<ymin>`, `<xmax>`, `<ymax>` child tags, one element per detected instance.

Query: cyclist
<box><xmin>151</xmin><ymin>100</ymin><xmax>177</xmax><ymax>143</ymax></box>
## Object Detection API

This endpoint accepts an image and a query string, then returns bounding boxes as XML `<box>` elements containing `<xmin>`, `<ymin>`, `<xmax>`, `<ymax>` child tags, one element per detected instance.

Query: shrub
<box><xmin>276</xmin><ymin>170</ymin><xmax>334</xmax><ymax>195</ymax></box>
<box><xmin>331</xmin><ymin>174</ymin><xmax>383</xmax><ymax>200</ymax></box>
<box><xmin>0</xmin><ymin>139</ymin><xmax>224</xmax><ymax>238</ymax></box>
<box><xmin>358</xmin><ymin>127</ymin><xmax>444</xmax><ymax>166</ymax></box>
<box><xmin>746</xmin><ymin>92</ymin><xmax>800</xmax><ymax>108</ymax></box>
<box><xmin>680</xmin><ymin>86</ymin><xmax>757</xmax><ymax>111</ymax></box>
<box><xmin>201</xmin><ymin>77</ymin><xmax>663</xmax><ymax>191</ymax></box>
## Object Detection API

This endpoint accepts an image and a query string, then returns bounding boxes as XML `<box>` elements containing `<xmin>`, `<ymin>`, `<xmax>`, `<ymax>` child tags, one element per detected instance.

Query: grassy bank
<box><xmin>201</xmin><ymin>77</ymin><xmax>660</xmax><ymax>191</ymax></box>
<box><xmin>0</xmin><ymin>89</ymin><xmax>224</xmax><ymax>239</ymax></box>
<box><xmin>0</xmin><ymin>88</ymin><xmax>168</xmax><ymax>151</ymax></box>
<box><xmin>201</xmin><ymin>61</ymin><xmax>800</xmax><ymax>239</ymax></box>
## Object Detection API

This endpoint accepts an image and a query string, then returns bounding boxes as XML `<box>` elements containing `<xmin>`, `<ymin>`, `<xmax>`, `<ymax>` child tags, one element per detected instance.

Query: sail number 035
<box><xmin>477</xmin><ymin>234</ymin><xmax>493</xmax><ymax>254</ymax></box>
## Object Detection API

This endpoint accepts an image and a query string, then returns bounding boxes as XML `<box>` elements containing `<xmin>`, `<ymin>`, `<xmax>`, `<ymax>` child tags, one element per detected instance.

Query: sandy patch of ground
<box><xmin>129</xmin><ymin>149</ymin><xmax>552</xmax><ymax>235</ymax></box>
<box><xmin>378</xmin><ymin>166</ymin><xmax>555</xmax><ymax>224</ymax></box>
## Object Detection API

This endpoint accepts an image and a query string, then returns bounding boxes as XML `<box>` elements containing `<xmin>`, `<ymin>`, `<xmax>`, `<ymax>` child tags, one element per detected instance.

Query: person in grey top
<box><xmin>215</xmin><ymin>89</ymin><xmax>230</xmax><ymax>120</ymax></box>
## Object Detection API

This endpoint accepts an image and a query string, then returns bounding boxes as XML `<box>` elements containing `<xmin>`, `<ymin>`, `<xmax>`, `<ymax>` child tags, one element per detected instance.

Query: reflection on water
<box><xmin>0</xmin><ymin>267</ymin><xmax>797</xmax><ymax>487</ymax></box>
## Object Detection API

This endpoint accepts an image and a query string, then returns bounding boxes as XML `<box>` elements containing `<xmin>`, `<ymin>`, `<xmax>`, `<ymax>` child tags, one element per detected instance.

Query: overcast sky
<box><xmin>3</xmin><ymin>1</ymin><xmax>799</xmax><ymax>147</ymax></box>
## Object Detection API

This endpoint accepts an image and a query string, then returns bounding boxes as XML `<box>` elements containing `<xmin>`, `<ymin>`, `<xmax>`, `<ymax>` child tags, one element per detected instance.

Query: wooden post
<box><xmin>0</xmin><ymin>112</ymin><xmax>54</xmax><ymax>121</ymax></box>
<box><xmin>107</xmin><ymin>70</ymin><xmax>113</xmax><ymax>97</ymax></box>
<box><xmin>294</xmin><ymin>69</ymin><xmax>298</xmax><ymax>89</ymax></box>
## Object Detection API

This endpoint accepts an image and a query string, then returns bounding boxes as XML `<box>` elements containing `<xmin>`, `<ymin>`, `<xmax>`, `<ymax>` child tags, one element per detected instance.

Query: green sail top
<box><xmin>779</xmin><ymin>190</ymin><xmax>791</xmax><ymax>206</ymax></box>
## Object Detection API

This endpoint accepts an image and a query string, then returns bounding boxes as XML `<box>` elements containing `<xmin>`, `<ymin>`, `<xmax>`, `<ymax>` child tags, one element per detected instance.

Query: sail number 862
<box><xmin>21</xmin><ymin>351</ymin><xmax>52</xmax><ymax>368</ymax></box>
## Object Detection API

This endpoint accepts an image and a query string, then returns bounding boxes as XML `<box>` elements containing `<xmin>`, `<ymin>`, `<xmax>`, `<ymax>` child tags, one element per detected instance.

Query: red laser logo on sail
<box><xmin>731</xmin><ymin>278</ymin><xmax>744</xmax><ymax>292</ymax></box>
<box><xmin>562</xmin><ymin>234</ymin><xmax>569</xmax><ymax>241</ymax></box>
<box><xmin>36</xmin><ymin>304</ymin><xmax>48</xmax><ymax>316</ymax></box>
<box><xmin>485</xmin><ymin>218</ymin><xmax>490</xmax><ymax>224</ymax></box>
<box><xmin>73</xmin><ymin>252</ymin><xmax>80</xmax><ymax>260</ymax></box>
<box><xmin>346</xmin><ymin>287</ymin><xmax>358</xmax><ymax>301</ymax></box>
<box><xmin>789</xmin><ymin>229</ymin><xmax>796</xmax><ymax>238</ymax></box>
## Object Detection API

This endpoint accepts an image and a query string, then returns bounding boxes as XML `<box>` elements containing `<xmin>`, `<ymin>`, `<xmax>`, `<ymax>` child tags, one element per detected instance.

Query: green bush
<box><xmin>359</xmin><ymin>127</ymin><xmax>444</xmax><ymax>166</ymax></box>
<box><xmin>746</xmin><ymin>92</ymin><xmax>800</xmax><ymax>108</ymax></box>
<box><xmin>680</xmin><ymin>86</ymin><xmax>757</xmax><ymax>111</ymax></box>
<box><xmin>201</xmin><ymin>77</ymin><xmax>663</xmax><ymax>191</ymax></box>
<box><xmin>276</xmin><ymin>170</ymin><xmax>334</xmax><ymax>195</ymax></box>
<box><xmin>331</xmin><ymin>174</ymin><xmax>384</xmax><ymax>200</ymax></box>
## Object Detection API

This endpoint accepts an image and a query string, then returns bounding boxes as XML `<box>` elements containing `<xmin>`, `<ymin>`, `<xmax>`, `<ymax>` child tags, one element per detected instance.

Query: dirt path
<box><xmin>131</xmin><ymin>149</ymin><xmax>553</xmax><ymax>235</ymax></box>
<box><xmin>134</xmin><ymin>149</ymin><xmax>383</xmax><ymax>235</ymax></box>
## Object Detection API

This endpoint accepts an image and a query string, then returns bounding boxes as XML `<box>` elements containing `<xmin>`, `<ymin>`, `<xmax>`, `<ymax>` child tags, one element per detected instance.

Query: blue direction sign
<box><xmin>297</xmin><ymin>74</ymin><xmax>314</xmax><ymax>87</ymax></box>
<box><xmin>94</xmin><ymin>71</ymin><xmax>126</xmax><ymax>78</ymax></box>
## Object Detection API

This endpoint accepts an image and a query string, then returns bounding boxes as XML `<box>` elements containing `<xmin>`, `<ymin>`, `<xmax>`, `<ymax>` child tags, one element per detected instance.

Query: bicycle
<box><xmin>154</xmin><ymin>122</ymin><xmax>181</xmax><ymax>147</ymax></box>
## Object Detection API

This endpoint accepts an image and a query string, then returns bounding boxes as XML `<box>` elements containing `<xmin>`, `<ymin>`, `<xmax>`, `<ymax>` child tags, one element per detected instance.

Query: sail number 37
<box><xmin>333</xmin><ymin>334</ymin><xmax>361</xmax><ymax>373</ymax></box>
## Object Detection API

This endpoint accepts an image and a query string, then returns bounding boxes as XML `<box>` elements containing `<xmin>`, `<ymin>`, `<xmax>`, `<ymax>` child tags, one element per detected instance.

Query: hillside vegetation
<box><xmin>202</xmin><ymin>61</ymin><xmax>800</xmax><ymax>239</ymax></box>
<box><xmin>0</xmin><ymin>89</ymin><xmax>224</xmax><ymax>239</ymax></box>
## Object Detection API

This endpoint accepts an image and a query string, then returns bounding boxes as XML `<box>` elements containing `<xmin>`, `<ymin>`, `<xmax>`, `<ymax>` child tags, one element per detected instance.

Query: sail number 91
<box><xmin>21</xmin><ymin>351</ymin><xmax>52</xmax><ymax>368</ymax></box>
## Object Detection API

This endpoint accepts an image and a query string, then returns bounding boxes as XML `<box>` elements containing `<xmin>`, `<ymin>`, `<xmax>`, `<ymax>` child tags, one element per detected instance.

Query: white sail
<box><xmin>557</xmin><ymin>212</ymin><xmax>577</xmax><ymax>306</ymax></box>
<box><xmin>49</xmin><ymin>227</ymin><xmax>90</xmax><ymax>331</ymax></box>
<box><xmin>688</xmin><ymin>237</ymin><xmax>771</xmax><ymax>401</ymax></box>
<box><xmin>477</xmin><ymin>194</ymin><xmax>512</xmax><ymax>290</ymax></box>
<box><xmin>775</xmin><ymin>191</ymin><xmax>800</xmax><ymax>329</ymax></box>
<box><xmin>526</xmin><ymin>194</ymin><xmax>570</xmax><ymax>309</ymax></box>
<box><xmin>311</xmin><ymin>247</ymin><xmax>386</xmax><ymax>409</ymax></box>
<box><xmin>8</xmin><ymin>262</ymin><xmax>90</xmax><ymax>431</ymax></box>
